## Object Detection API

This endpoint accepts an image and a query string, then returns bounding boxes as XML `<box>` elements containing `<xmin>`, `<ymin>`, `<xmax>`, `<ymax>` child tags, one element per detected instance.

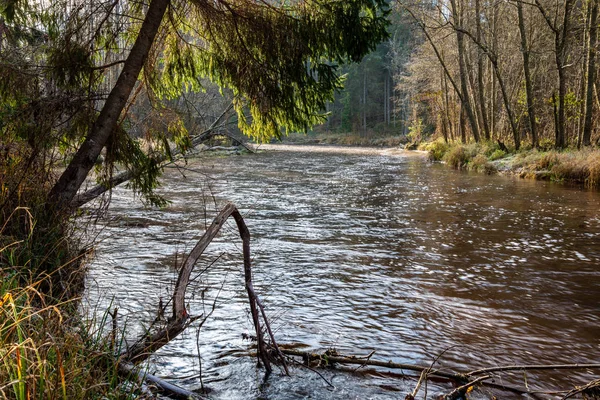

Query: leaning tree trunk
<box><xmin>48</xmin><ymin>0</ymin><xmax>170</xmax><ymax>209</ymax></box>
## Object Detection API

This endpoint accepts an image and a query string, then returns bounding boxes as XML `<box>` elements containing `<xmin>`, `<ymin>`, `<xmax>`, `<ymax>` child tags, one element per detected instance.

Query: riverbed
<box><xmin>85</xmin><ymin>145</ymin><xmax>600</xmax><ymax>399</ymax></box>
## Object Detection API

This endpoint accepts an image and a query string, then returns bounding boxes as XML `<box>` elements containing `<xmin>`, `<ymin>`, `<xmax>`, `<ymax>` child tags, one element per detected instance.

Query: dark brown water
<box><xmin>85</xmin><ymin>145</ymin><xmax>600</xmax><ymax>399</ymax></box>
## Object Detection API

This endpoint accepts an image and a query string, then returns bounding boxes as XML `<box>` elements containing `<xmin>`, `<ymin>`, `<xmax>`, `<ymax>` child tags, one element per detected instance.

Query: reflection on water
<box><xmin>86</xmin><ymin>145</ymin><xmax>600</xmax><ymax>399</ymax></box>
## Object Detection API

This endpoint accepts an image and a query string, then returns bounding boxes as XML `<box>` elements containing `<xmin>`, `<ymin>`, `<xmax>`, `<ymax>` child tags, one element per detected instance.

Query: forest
<box><xmin>323</xmin><ymin>0</ymin><xmax>600</xmax><ymax>151</ymax></box>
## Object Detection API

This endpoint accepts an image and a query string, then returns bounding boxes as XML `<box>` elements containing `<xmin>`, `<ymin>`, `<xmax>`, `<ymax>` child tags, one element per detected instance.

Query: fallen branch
<box><xmin>279</xmin><ymin>348</ymin><xmax>600</xmax><ymax>399</ymax></box>
<box><xmin>120</xmin><ymin>202</ymin><xmax>286</xmax><ymax>377</ymax></box>
<box><xmin>118</xmin><ymin>362</ymin><xmax>204</xmax><ymax>400</ymax></box>
<box><xmin>279</xmin><ymin>348</ymin><xmax>464</xmax><ymax>381</ymax></box>
<box><xmin>562</xmin><ymin>378</ymin><xmax>600</xmax><ymax>399</ymax></box>
<box><xmin>442</xmin><ymin>375</ymin><xmax>491</xmax><ymax>400</ymax></box>
<box><xmin>467</xmin><ymin>363</ymin><xmax>600</xmax><ymax>377</ymax></box>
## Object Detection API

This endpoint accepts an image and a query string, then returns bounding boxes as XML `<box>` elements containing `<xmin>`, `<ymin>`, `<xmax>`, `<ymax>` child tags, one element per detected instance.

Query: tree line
<box><xmin>396</xmin><ymin>0</ymin><xmax>600</xmax><ymax>149</ymax></box>
<box><xmin>320</xmin><ymin>0</ymin><xmax>600</xmax><ymax>150</ymax></box>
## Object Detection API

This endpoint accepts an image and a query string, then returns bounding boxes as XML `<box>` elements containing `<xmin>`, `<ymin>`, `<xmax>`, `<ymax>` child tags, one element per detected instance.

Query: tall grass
<box><xmin>0</xmin><ymin>211</ymin><xmax>137</xmax><ymax>399</ymax></box>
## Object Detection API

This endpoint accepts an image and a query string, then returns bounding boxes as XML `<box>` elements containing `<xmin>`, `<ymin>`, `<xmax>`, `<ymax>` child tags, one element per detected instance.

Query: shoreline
<box><xmin>254</xmin><ymin>139</ymin><xmax>599</xmax><ymax>190</ymax></box>
<box><xmin>420</xmin><ymin>140</ymin><xmax>600</xmax><ymax>189</ymax></box>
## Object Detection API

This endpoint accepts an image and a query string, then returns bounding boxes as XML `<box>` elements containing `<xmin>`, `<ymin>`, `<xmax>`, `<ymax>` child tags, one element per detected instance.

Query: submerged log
<box><xmin>118</xmin><ymin>362</ymin><xmax>203</xmax><ymax>400</ymax></box>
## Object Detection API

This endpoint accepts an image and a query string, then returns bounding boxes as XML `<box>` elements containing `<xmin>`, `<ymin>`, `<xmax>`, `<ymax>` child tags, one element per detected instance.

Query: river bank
<box><xmin>272</xmin><ymin>133</ymin><xmax>600</xmax><ymax>189</ymax></box>
<box><xmin>421</xmin><ymin>139</ymin><xmax>600</xmax><ymax>189</ymax></box>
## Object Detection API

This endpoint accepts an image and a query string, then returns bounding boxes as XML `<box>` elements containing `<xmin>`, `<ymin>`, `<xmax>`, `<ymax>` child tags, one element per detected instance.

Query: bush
<box><xmin>424</xmin><ymin>140</ymin><xmax>449</xmax><ymax>161</ymax></box>
<box><xmin>444</xmin><ymin>145</ymin><xmax>471</xmax><ymax>169</ymax></box>
<box><xmin>489</xmin><ymin>149</ymin><xmax>506</xmax><ymax>161</ymax></box>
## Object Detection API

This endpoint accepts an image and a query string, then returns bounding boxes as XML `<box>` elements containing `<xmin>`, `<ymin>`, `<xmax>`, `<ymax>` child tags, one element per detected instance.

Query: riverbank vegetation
<box><xmin>421</xmin><ymin>139</ymin><xmax>600</xmax><ymax>188</ymax></box>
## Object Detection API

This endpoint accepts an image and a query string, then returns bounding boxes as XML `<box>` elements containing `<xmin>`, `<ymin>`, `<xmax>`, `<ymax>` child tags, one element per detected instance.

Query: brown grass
<box><xmin>423</xmin><ymin>139</ymin><xmax>600</xmax><ymax>188</ymax></box>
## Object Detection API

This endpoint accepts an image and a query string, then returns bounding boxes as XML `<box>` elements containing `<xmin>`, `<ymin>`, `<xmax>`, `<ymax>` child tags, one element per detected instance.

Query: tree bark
<box><xmin>583</xmin><ymin>0</ymin><xmax>598</xmax><ymax>146</ymax></box>
<box><xmin>517</xmin><ymin>0</ymin><xmax>538</xmax><ymax>148</ymax></box>
<box><xmin>450</xmin><ymin>0</ymin><xmax>481</xmax><ymax>142</ymax></box>
<box><xmin>48</xmin><ymin>0</ymin><xmax>170</xmax><ymax>209</ymax></box>
<box><xmin>475</xmin><ymin>0</ymin><xmax>491</xmax><ymax>141</ymax></box>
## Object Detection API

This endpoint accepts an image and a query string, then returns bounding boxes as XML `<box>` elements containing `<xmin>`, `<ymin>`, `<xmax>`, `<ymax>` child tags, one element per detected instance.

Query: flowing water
<box><xmin>85</xmin><ymin>145</ymin><xmax>600</xmax><ymax>399</ymax></box>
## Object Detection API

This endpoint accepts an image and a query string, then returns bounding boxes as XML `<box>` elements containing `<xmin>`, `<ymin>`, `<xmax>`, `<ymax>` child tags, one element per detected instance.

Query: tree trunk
<box><xmin>583</xmin><ymin>0</ymin><xmax>598</xmax><ymax>146</ymax></box>
<box><xmin>48</xmin><ymin>0</ymin><xmax>170</xmax><ymax>209</ymax></box>
<box><xmin>517</xmin><ymin>1</ymin><xmax>538</xmax><ymax>148</ymax></box>
<box><xmin>363</xmin><ymin>69</ymin><xmax>367</xmax><ymax>137</ymax></box>
<box><xmin>556</xmin><ymin>57</ymin><xmax>567</xmax><ymax>148</ymax></box>
<box><xmin>494</xmin><ymin>64</ymin><xmax>520</xmax><ymax>149</ymax></box>
<box><xmin>475</xmin><ymin>0</ymin><xmax>491</xmax><ymax>141</ymax></box>
<box><xmin>535</xmin><ymin>0</ymin><xmax>575</xmax><ymax>148</ymax></box>
<box><xmin>451</xmin><ymin>0</ymin><xmax>481</xmax><ymax>142</ymax></box>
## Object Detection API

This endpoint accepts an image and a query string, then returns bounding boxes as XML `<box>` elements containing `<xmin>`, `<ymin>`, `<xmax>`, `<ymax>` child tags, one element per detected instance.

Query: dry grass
<box><xmin>423</xmin><ymin>139</ymin><xmax>600</xmax><ymax>188</ymax></box>
<box><xmin>513</xmin><ymin>149</ymin><xmax>600</xmax><ymax>187</ymax></box>
<box><xmin>0</xmin><ymin>277</ymin><xmax>133</xmax><ymax>400</ymax></box>
<box><xmin>0</xmin><ymin>211</ymin><xmax>135</xmax><ymax>400</ymax></box>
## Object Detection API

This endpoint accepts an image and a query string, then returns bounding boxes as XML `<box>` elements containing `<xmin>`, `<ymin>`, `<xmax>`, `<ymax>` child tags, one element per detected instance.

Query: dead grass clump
<box><xmin>536</xmin><ymin>152</ymin><xmax>561</xmax><ymax>170</ymax></box>
<box><xmin>469</xmin><ymin>154</ymin><xmax>497</xmax><ymax>174</ymax></box>
<box><xmin>549</xmin><ymin>150</ymin><xmax>600</xmax><ymax>188</ymax></box>
<box><xmin>586</xmin><ymin>155</ymin><xmax>600</xmax><ymax>188</ymax></box>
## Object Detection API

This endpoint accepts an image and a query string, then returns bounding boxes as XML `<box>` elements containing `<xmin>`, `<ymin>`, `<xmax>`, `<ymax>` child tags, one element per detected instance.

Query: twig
<box><xmin>562</xmin><ymin>378</ymin><xmax>600</xmax><ymax>399</ymax></box>
<box><xmin>443</xmin><ymin>375</ymin><xmax>491</xmax><ymax>400</ymax></box>
<box><xmin>467</xmin><ymin>363</ymin><xmax>600</xmax><ymax>377</ymax></box>
<box><xmin>352</xmin><ymin>350</ymin><xmax>375</xmax><ymax>372</ymax></box>
<box><xmin>110</xmin><ymin>307</ymin><xmax>118</xmax><ymax>353</ymax></box>
<box><xmin>283</xmin><ymin>354</ymin><xmax>335</xmax><ymax>389</ymax></box>
<box><xmin>405</xmin><ymin>369</ymin><xmax>429</xmax><ymax>400</ymax></box>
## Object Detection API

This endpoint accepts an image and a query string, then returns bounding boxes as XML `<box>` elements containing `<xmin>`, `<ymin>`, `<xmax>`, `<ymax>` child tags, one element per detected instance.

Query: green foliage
<box><xmin>424</xmin><ymin>139</ymin><xmax>449</xmax><ymax>161</ymax></box>
<box><xmin>488</xmin><ymin>149</ymin><xmax>507</xmax><ymax>161</ymax></box>
<box><xmin>444</xmin><ymin>144</ymin><xmax>470</xmax><ymax>169</ymax></box>
<box><xmin>407</xmin><ymin>118</ymin><xmax>423</xmax><ymax>142</ymax></box>
<box><xmin>150</xmin><ymin>0</ymin><xmax>390</xmax><ymax>142</ymax></box>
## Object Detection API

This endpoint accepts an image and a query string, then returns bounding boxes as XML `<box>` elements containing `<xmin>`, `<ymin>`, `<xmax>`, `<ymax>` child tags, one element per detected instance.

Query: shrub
<box><xmin>424</xmin><ymin>140</ymin><xmax>449</xmax><ymax>161</ymax></box>
<box><xmin>444</xmin><ymin>145</ymin><xmax>469</xmax><ymax>169</ymax></box>
<box><xmin>489</xmin><ymin>149</ymin><xmax>506</xmax><ymax>161</ymax></box>
<box><xmin>468</xmin><ymin>154</ymin><xmax>497</xmax><ymax>174</ymax></box>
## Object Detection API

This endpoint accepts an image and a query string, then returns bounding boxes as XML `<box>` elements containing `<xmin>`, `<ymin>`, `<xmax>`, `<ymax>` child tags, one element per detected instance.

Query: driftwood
<box><xmin>118</xmin><ymin>362</ymin><xmax>203</xmax><ymax>400</ymax></box>
<box><xmin>279</xmin><ymin>348</ymin><xmax>600</xmax><ymax>400</ymax></box>
<box><xmin>117</xmin><ymin>203</ymin><xmax>286</xmax><ymax>398</ymax></box>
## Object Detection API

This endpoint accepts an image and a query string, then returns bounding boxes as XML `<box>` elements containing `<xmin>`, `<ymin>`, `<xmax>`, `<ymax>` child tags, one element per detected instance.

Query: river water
<box><xmin>85</xmin><ymin>145</ymin><xmax>600</xmax><ymax>399</ymax></box>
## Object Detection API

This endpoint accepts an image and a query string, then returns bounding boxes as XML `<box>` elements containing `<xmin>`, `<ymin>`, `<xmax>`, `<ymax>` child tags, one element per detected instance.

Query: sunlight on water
<box><xmin>85</xmin><ymin>146</ymin><xmax>600</xmax><ymax>399</ymax></box>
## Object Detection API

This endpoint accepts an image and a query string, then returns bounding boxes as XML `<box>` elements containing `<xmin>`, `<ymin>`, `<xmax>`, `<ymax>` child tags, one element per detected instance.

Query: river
<box><xmin>85</xmin><ymin>145</ymin><xmax>600</xmax><ymax>399</ymax></box>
